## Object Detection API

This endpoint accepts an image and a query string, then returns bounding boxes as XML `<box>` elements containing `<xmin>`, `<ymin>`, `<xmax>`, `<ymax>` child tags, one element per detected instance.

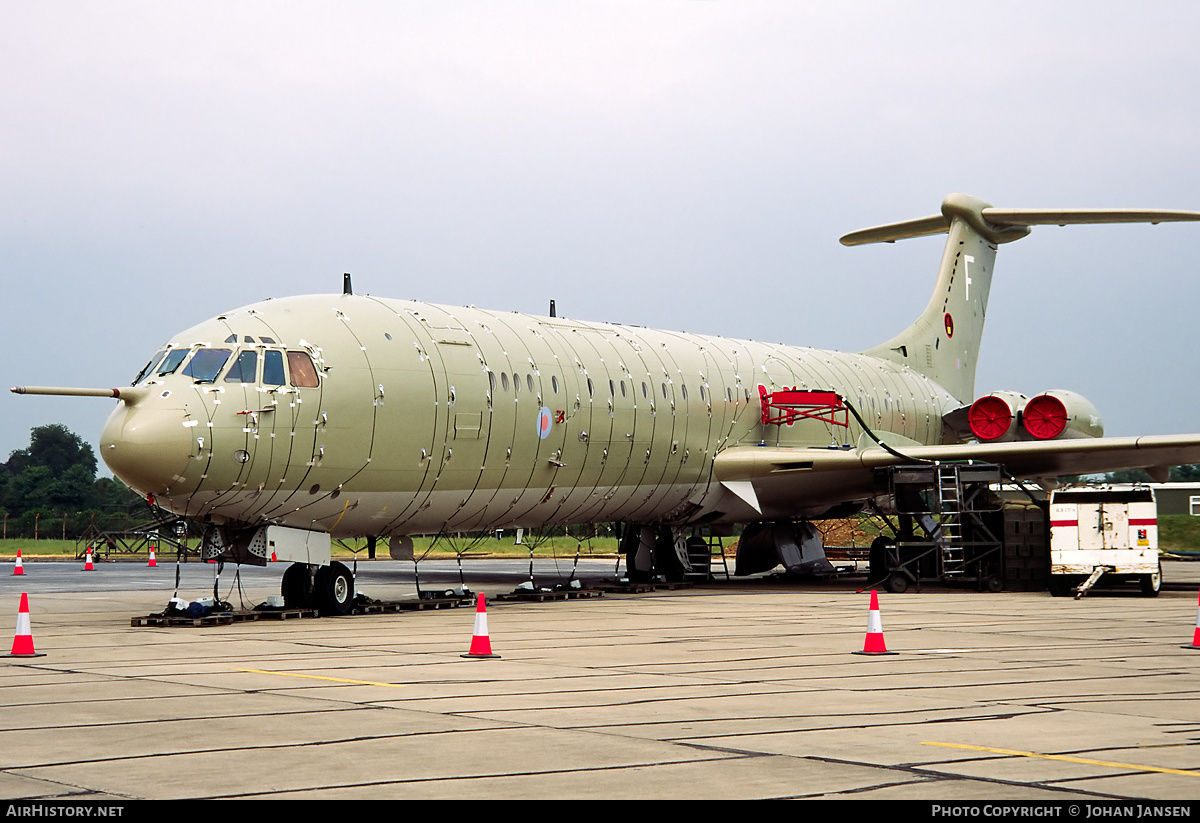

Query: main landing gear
<box><xmin>281</xmin><ymin>561</ymin><xmax>356</xmax><ymax>615</ymax></box>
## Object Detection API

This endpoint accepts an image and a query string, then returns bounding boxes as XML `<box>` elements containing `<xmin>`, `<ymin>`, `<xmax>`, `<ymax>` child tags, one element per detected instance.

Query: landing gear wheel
<box><xmin>1140</xmin><ymin>563</ymin><xmax>1162</xmax><ymax>597</ymax></box>
<box><xmin>315</xmin><ymin>561</ymin><xmax>355</xmax><ymax>615</ymax></box>
<box><xmin>281</xmin><ymin>563</ymin><xmax>313</xmax><ymax>609</ymax></box>
<box><xmin>885</xmin><ymin>573</ymin><xmax>909</xmax><ymax>594</ymax></box>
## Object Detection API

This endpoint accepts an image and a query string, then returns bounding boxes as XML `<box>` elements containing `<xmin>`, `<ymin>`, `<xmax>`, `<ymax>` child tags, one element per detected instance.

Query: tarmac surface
<box><xmin>2</xmin><ymin>555</ymin><xmax>1200</xmax><ymax>801</ymax></box>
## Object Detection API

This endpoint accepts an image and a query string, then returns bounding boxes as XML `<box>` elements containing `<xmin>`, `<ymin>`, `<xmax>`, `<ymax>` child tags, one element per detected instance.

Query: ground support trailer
<box><xmin>1048</xmin><ymin>484</ymin><xmax>1161</xmax><ymax>598</ymax></box>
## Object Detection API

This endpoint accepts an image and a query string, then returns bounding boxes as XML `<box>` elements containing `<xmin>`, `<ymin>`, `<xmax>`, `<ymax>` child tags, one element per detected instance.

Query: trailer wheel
<box><xmin>1140</xmin><ymin>563</ymin><xmax>1162</xmax><ymax>598</ymax></box>
<box><xmin>885</xmin><ymin>573</ymin><xmax>909</xmax><ymax>594</ymax></box>
<box><xmin>281</xmin><ymin>563</ymin><xmax>313</xmax><ymax>608</ymax></box>
<box><xmin>315</xmin><ymin>561</ymin><xmax>355</xmax><ymax>615</ymax></box>
<box><xmin>983</xmin><ymin>575</ymin><xmax>1004</xmax><ymax>593</ymax></box>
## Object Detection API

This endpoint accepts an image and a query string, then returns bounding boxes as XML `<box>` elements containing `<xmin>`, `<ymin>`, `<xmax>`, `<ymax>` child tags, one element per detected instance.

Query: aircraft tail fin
<box><xmin>846</xmin><ymin>193</ymin><xmax>1200</xmax><ymax>404</ymax></box>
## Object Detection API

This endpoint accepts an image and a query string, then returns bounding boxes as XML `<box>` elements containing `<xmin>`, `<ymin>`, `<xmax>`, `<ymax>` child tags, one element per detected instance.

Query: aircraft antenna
<box><xmin>343</xmin><ymin>273</ymin><xmax>352</xmax><ymax>295</ymax></box>
<box><xmin>549</xmin><ymin>299</ymin><xmax>556</xmax><ymax>317</ymax></box>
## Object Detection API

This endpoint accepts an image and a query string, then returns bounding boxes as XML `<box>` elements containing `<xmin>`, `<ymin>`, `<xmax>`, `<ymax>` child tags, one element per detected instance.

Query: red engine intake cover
<box><xmin>1022</xmin><ymin>393</ymin><xmax>1069</xmax><ymax>440</ymax></box>
<box><xmin>967</xmin><ymin>395</ymin><xmax>1015</xmax><ymax>441</ymax></box>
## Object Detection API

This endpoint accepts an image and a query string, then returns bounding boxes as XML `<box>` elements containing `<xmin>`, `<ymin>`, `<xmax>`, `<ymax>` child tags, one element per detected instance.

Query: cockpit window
<box><xmin>157</xmin><ymin>349</ymin><xmax>190</xmax><ymax>377</ymax></box>
<box><xmin>133</xmin><ymin>350</ymin><xmax>167</xmax><ymax>385</ymax></box>
<box><xmin>183</xmin><ymin>348</ymin><xmax>232</xmax><ymax>383</ymax></box>
<box><xmin>224</xmin><ymin>350</ymin><xmax>258</xmax><ymax>383</ymax></box>
<box><xmin>263</xmin><ymin>350</ymin><xmax>285</xmax><ymax>386</ymax></box>
<box><xmin>287</xmin><ymin>351</ymin><xmax>320</xmax><ymax>388</ymax></box>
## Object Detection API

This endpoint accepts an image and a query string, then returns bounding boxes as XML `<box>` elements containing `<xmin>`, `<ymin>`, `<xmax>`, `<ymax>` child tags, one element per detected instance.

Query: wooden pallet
<box><xmin>590</xmin><ymin>581</ymin><xmax>657</xmax><ymax>594</ymax></box>
<box><xmin>131</xmin><ymin>608</ymin><xmax>316</xmax><ymax>627</ymax></box>
<box><xmin>256</xmin><ymin>608</ymin><xmax>320</xmax><ymax>620</ymax></box>
<box><xmin>494</xmin><ymin>588</ymin><xmax>604</xmax><ymax>602</ymax></box>
<box><xmin>353</xmin><ymin>597</ymin><xmax>467</xmax><ymax>613</ymax></box>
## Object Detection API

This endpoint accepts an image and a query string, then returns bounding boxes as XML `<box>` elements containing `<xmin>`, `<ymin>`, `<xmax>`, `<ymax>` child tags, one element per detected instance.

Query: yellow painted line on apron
<box><xmin>237</xmin><ymin>669</ymin><xmax>406</xmax><ymax>688</ymax></box>
<box><xmin>922</xmin><ymin>741</ymin><xmax>1200</xmax><ymax>777</ymax></box>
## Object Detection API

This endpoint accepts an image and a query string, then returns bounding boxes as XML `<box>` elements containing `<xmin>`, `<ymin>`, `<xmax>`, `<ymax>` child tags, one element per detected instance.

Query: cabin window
<box><xmin>662</xmin><ymin>383</ymin><xmax>668</xmax><ymax>399</ymax></box>
<box><xmin>488</xmin><ymin>372</ymin><xmax>496</xmax><ymax>393</ymax></box>
<box><xmin>287</xmin><ymin>351</ymin><xmax>320</xmax><ymax>388</ymax></box>
<box><xmin>587</xmin><ymin>377</ymin><xmax>594</xmax><ymax>396</ymax></box>
<box><xmin>681</xmin><ymin>385</ymin><xmax>688</xmax><ymax>400</ymax></box>
<box><xmin>157</xmin><ymin>349</ymin><xmax>190</xmax><ymax>377</ymax></box>
<box><xmin>641</xmin><ymin>382</ymin><xmax>648</xmax><ymax>398</ymax></box>
<box><xmin>526</xmin><ymin>374</ymin><xmax>534</xmax><ymax>393</ymax></box>
<box><xmin>513</xmin><ymin>373</ymin><xmax>520</xmax><ymax>393</ymax></box>
<box><xmin>501</xmin><ymin>373</ymin><xmax>510</xmax><ymax>392</ymax></box>
<box><xmin>620</xmin><ymin>380</ymin><xmax>627</xmax><ymax>398</ymax></box>
<box><xmin>224</xmin><ymin>350</ymin><xmax>258</xmax><ymax>383</ymax></box>
<box><xmin>551</xmin><ymin>376</ymin><xmax>559</xmax><ymax>394</ymax></box>
<box><xmin>263</xmin><ymin>350</ymin><xmax>285</xmax><ymax>386</ymax></box>
<box><xmin>183</xmin><ymin>348</ymin><xmax>232</xmax><ymax>383</ymax></box>
<box><xmin>609</xmin><ymin>379</ymin><xmax>615</xmax><ymax>396</ymax></box>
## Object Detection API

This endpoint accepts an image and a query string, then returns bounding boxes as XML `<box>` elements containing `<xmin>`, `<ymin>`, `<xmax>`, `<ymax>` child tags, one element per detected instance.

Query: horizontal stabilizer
<box><xmin>982</xmin><ymin>207</ymin><xmax>1200</xmax><ymax>226</ymax></box>
<box><xmin>841</xmin><ymin>195</ymin><xmax>1200</xmax><ymax>246</ymax></box>
<box><xmin>839</xmin><ymin>214</ymin><xmax>949</xmax><ymax>246</ymax></box>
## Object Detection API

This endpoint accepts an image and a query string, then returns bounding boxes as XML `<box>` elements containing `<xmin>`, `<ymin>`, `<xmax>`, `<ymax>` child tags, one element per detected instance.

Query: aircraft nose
<box><xmin>100</xmin><ymin>401</ymin><xmax>193</xmax><ymax>495</ymax></box>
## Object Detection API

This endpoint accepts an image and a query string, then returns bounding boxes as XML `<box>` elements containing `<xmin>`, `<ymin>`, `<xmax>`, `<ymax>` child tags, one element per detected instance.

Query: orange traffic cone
<box><xmin>6</xmin><ymin>593</ymin><xmax>44</xmax><ymax>657</ymax></box>
<box><xmin>1183</xmin><ymin>590</ymin><xmax>1200</xmax><ymax>649</ymax></box>
<box><xmin>147</xmin><ymin>546</ymin><xmax>157</xmax><ymax>568</ymax></box>
<box><xmin>13</xmin><ymin>549</ymin><xmax>23</xmax><ymax>576</ymax></box>
<box><xmin>853</xmin><ymin>590</ymin><xmax>897</xmax><ymax>655</ymax></box>
<box><xmin>83</xmin><ymin>547</ymin><xmax>94</xmax><ymax>571</ymax></box>
<box><xmin>461</xmin><ymin>593</ymin><xmax>500</xmax><ymax>659</ymax></box>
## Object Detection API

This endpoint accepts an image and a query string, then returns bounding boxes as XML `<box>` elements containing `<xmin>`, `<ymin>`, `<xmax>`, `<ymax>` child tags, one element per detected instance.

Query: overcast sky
<box><xmin>3</xmin><ymin>2</ymin><xmax>1199</xmax><ymax>471</ymax></box>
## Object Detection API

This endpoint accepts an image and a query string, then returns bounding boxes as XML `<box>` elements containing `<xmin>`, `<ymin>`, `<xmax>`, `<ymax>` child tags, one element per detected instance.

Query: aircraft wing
<box><xmin>712</xmin><ymin>435</ymin><xmax>1200</xmax><ymax>518</ymax></box>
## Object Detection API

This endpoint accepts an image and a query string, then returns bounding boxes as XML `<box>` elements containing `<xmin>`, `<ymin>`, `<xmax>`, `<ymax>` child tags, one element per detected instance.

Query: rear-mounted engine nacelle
<box><xmin>967</xmin><ymin>391</ymin><xmax>1028</xmax><ymax>441</ymax></box>
<box><xmin>1021</xmin><ymin>390</ymin><xmax>1104</xmax><ymax>440</ymax></box>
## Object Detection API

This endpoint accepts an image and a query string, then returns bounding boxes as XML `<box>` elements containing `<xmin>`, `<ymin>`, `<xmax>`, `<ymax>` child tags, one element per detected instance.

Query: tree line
<box><xmin>0</xmin><ymin>424</ymin><xmax>149</xmax><ymax>539</ymax></box>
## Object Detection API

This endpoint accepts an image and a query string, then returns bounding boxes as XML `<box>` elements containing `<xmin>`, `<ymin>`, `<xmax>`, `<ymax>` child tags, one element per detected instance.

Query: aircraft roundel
<box><xmin>944</xmin><ymin>312</ymin><xmax>954</xmax><ymax>338</ymax></box>
<box><xmin>536</xmin><ymin>406</ymin><xmax>553</xmax><ymax>439</ymax></box>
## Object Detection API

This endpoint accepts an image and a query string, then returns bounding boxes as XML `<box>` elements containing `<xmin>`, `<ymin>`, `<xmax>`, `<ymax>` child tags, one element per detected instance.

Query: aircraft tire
<box><xmin>1140</xmin><ymin>563</ymin><xmax>1162</xmax><ymax>598</ymax></box>
<box><xmin>281</xmin><ymin>563</ymin><xmax>314</xmax><ymax>609</ymax></box>
<box><xmin>315</xmin><ymin>561</ymin><xmax>355</xmax><ymax>616</ymax></box>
